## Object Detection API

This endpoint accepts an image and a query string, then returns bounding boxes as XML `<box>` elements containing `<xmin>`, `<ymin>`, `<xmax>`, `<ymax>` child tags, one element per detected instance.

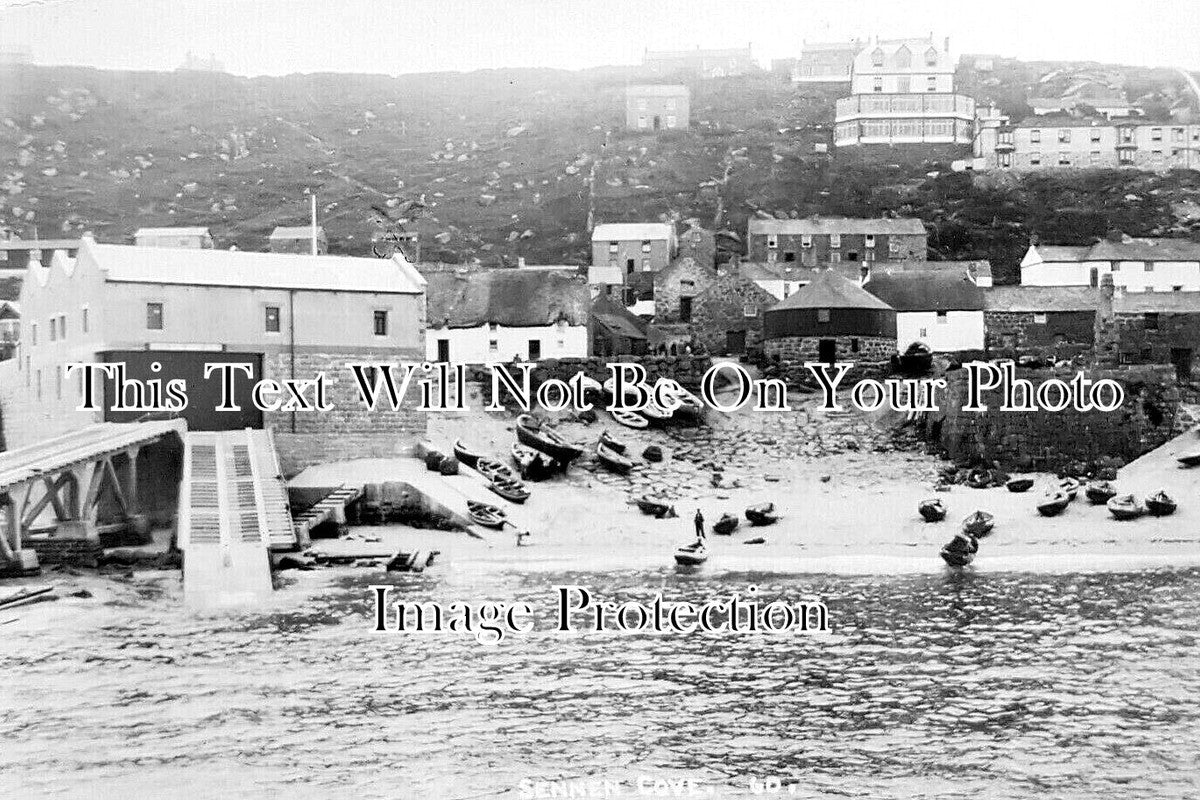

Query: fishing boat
<box><xmin>654</xmin><ymin>378</ymin><xmax>706</xmax><ymax>421</ymax></box>
<box><xmin>1107</xmin><ymin>493</ymin><xmax>1144</xmax><ymax>521</ymax></box>
<box><xmin>1037</xmin><ymin>490</ymin><xmax>1070</xmax><ymax>517</ymax></box>
<box><xmin>1085</xmin><ymin>480</ymin><xmax>1118</xmax><ymax>505</ymax></box>
<box><xmin>475</xmin><ymin>457</ymin><xmax>521</xmax><ymax>484</ymax></box>
<box><xmin>745</xmin><ymin>502</ymin><xmax>778</xmax><ymax>526</ymax></box>
<box><xmin>961</xmin><ymin>510</ymin><xmax>995</xmax><ymax>537</ymax></box>
<box><xmin>640</xmin><ymin>402</ymin><xmax>673</xmax><ymax>425</ymax></box>
<box><xmin>896</xmin><ymin>341</ymin><xmax>934</xmax><ymax>375</ymax></box>
<box><xmin>595</xmin><ymin>439</ymin><xmax>635</xmax><ymax>474</ymax></box>
<box><xmin>1177</xmin><ymin>453</ymin><xmax>1200</xmax><ymax>468</ymax></box>
<box><xmin>713</xmin><ymin>513</ymin><xmax>740</xmax><ymax>535</ymax></box>
<box><xmin>578</xmin><ymin>375</ymin><xmax>604</xmax><ymax>399</ymax></box>
<box><xmin>452</xmin><ymin>439</ymin><xmax>483</xmax><ymax>468</ymax></box>
<box><xmin>1006</xmin><ymin>477</ymin><xmax>1034</xmax><ymax>493</ymax></box>
<box><xmin>1145</xmin><ymin>490</ymin><xmax>1177</xmax><ymax>517</ymax></box>
<box><xmin>1058</xmin><ymin>477</ymin><xmax>1082</xmax><ymax>501</ymax></box>
<box><xmin>673</xmin><ymin>541</ymin><xmax>708</xmax><ymax>567</ymax></box>
<box><xmin>940</xmin><ymin>534</ymin><xmax>978</xmax><ymax>567</ymax></box>
<box><xmin>636</xmin><ymin>496</ymin><xmax>676</xmax><ymax>518</ymax></box>
<box><xmin>515</xmin><ymin>414</ymin><xmax>584</xmax><ymax>464</ymax></box>
<box><xmin>466</xmin><ymin>500</ymin><xmax>507</xmax><ymax>529</ymax></box>
<box><xmin>918</xmin><ymin>498</ymin><xmax>947</xmax><ymax>522</ymax></box>
<box><xmin>598</xmin><ymin>429</ymin><xmax>627</xmax><ymax>454</ymax></box>
<box><xmin>487</xmin><ymin>476</ymin><xmax>530</xmax><ymax>504</ymax></box>
<box><xmin>610</xmin><ymin>409</ymin><xmax>649</xmax><ymax>429</ymax></box>
<box><xmin>511</xmin><ymin>443</ymin><xmax>556</xmax><ymax>480</ymax></box>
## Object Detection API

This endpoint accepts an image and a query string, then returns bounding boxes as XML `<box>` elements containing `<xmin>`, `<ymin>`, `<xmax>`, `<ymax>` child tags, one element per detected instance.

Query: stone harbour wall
<box><xmin>929</xmin><ymin>364</ymin><xmax>1180</xmax><ymax>471</ymax></box>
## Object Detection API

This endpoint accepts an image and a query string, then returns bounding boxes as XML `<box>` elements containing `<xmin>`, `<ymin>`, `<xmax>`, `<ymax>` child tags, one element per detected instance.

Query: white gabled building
<box><xmin>1021</xmin><ymin>235</ymin><xmax>1200</xmax><ymax>292</ymax></box>
<box><xmin>863</xmin><ymin>268</ymin><xmax>986</xmax><ymax>352</ymax></box>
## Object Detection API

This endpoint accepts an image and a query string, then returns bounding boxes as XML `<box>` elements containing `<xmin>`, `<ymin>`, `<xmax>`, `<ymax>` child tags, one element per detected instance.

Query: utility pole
<box><xmin>310</xmin><ymin>193</ymin><xmax>318</xmax><ymax>255</ymax></box>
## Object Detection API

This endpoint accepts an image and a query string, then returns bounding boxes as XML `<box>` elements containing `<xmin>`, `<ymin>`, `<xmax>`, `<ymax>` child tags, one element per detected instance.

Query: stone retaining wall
<box><xmin>929</xmin><ymin>364</ymin><xmax>1180</xmax><ymax>471</ymax></box>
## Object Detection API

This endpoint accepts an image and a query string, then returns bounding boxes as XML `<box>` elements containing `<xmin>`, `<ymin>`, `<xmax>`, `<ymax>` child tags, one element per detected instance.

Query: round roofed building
<box><xmin>763</xmin><ymin>269</ymin><xmax>897</xmax><ymax>367</ymax></box>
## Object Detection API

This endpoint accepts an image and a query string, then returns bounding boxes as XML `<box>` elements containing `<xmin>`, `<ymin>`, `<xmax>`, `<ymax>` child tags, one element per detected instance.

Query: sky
<box><xmin>1</xmin><ymin>0</ymin><xmax>1198</xmax><ymax>76</ymax></box>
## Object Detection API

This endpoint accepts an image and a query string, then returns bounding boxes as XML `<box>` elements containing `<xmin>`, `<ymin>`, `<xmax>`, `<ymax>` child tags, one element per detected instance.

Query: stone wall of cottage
<box><xmin>930</xmin><ymin>364</ymin><xmax>1180</xmax><ymax>471</ymax></box>
<box><xmin>262</xmin><ymin>351</ymin><xmax>429</xmax><ymax>476</ymax></box>
<box><xmin>482</xmin><ymin>354</ymin><xmax>715</xmax><ymax>408</ymax></box>
<box><xmin>984</xmin><ymin>310</ymin><xmax>1096</xmax><ymax>351</ymax></box>
<box><xmin>764</xmin><ymin>335</ymin><xmax>894</xmax><ymax>384</ymax></box>
<box><xmin>653</xmin><ymin>258</ymin><xmax>716</xmax><ymax>324</ymax></box>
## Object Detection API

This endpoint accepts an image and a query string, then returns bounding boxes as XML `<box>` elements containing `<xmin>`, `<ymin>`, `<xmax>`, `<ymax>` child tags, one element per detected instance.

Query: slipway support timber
<box><xmin>177</xmin><ymin>429</ymin><xmax>293</xmax><ymax>608</ymax></box>
<box><xmin>0</xmin><ymin>421</ymin><xmax>187</xmax><ymax>565</ymax></box>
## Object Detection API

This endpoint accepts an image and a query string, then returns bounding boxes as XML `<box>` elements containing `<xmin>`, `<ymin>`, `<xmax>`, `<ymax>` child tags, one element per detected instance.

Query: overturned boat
<box><xmin>896</xmin><ymin>341</ymin><xmax>934</xmax><ymax>375</ymax></box>
<box><xmin>511</xmin><ymin>443</ymin><xmax>557</xmax><ymax>480</ymax></box>
<box><xmin>745</xmin><ymin>503</ymin><xmax>778</xmax><ymax>527</ymax></box>
<box><xmin>596</xmin><ymin>439</ymin><xmax>635</xmax><ymax>474</ymax></box>
<box><xmin>636</xmin><ymin>496</ymin><xmax>677</xmax><ymax>518</ymax></box>
<box><xmin>1006</xmin><ymin>477</ymin><xmax>1034</xmax><ymax>493</ymax></box>
<box><xmin>918</xmin><ymin>498</ymin><xmax>947</xmax><ymax>522</ymax></box>
<box><xmin>940</xmin><ymin>531</ymin><xmax>979</xmax><ymax>567</ymax></box>
<box><xmin>712</xmin><ymin>512</ymin><xmax>740</xmax><ymax>536</ymax></box>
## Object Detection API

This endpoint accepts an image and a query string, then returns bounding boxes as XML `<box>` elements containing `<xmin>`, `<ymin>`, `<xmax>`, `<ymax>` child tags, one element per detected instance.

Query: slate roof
<box><xmin>769</xmin><ymin>269</ymin><xmax>893</xmax><ymax>311</ymax></box>
<box><xmin>134</xmin><ymin>227</ymin><xmax>211</xmax><ymax>237</ymax></box>
<box><xmin>984</xmin><ymin>286</ymin><xmax>1099</xmax><ymax>312</ymax></box>
<box><xmin>1088</xmin><ymin>238</ymin><xmax>1200</xmax><ymax>262</ymax></box>
<box><xmin>865</xmin><ymin>271</ymin><xmax>984</xmax><ymax>312</ymax></box>
<box><xmin>592</xmin><ymin>222</ymin><xmax>674</xmax><ymax>242</ymax></box>
<box><xmin>86</xmin><ymin>241</ymin><xmax>425</xmax><ymax>293</ymax></box>
<box><xmin>426</xmin><ymin>269</ymin><xmax>589</xmax><ymax>329</ymax></box>
<box><xmin>270</xmin><ymin>226</ymin><xmax>326</xmax><ymax>240</ymax></box>
<box><xmin>1031</xmin><ymin>245</ymin><xmax>1093</xmax><ymax>262</ymax></box>
<box><xmin>747</xmin><ymin>216</ymin><xmax>926</xmax><ymax>236</ymax></box>
<box><xmin>0</xmin><ymin>239</ymin><xmax>80</xmax><ymax>252</ymax></box>
<box><xmin>1114</xmin><ymin>292</ymin><xmax>1200</xmax><ymax>313</ymax></box>
<box><xmin>0</xmin><ymin>274</ymin><xmax>21</xmax><ymax>302</ymax></box>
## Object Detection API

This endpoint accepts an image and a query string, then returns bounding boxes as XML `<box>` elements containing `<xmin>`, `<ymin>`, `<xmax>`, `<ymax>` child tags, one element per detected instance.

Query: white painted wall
<box><xmin>897</xmin><ymin>310</ymin><xmax>984</xmax><ymax>352</ymax></box>
<box><xmin>1021</xmin><ymin>255</ymin><xmax>1200</xmax><ymax>291</ymax></box>
<box><xmin>752</xmin><ymin>278</ymin><xmax>810</xmax><ymax>301</ymax></box>
<box><xmin>426</xmin><ymin>322</ymin><xmax>589</xmax><ymax>365</ymax></box>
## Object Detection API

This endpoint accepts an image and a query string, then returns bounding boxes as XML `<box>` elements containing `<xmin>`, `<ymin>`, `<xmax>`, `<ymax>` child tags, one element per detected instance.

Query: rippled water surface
<box><xmin>4</xmin><ymin>568</ymin><xmax>1200</xmax><ymax>799</ymax></box>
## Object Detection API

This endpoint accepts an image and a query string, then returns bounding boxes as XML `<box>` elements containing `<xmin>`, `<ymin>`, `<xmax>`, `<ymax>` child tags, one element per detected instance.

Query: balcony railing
<box><xmin>836</xmin><ymin>93</ymin><xmax>976</xmax><ymax>119</ymax></box>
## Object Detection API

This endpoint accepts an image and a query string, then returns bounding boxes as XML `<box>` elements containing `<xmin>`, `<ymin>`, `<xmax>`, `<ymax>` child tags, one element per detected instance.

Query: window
<box><xmin>1151</xmin><ymin>127</ymin><xmax>1162</xmax><ymax>141</ymax></box>
<box><xmin>55</xmin><ymin>366</ymin><xmax>61</xmax><ymax>399</ymax></box>
<box><xmin>1174</xmin><ymin>285</ymin><xmax>1184</xmax><ymax>292</ymax></box>
<box><xmin>1173</xmin><ymin>127</ymin><xmax>1185</xmax><ymax>142</ymax></box>
<box><xmin>146</xmin><ymin>303</ymin><xmax>163</xmax><ymax>330</ymax></box>
<box><xmin>1058</xmin><ymin>129</ymin><xmax>1071</xmax><ymax>143</ymax></box>
<box><xmin>1058</xmin><ymin>152</ymin><xmax>1071</xmax><ymax>166</ymax></box>
<box><xmin>999</xmin><ymin>152</ymin><xmax>1012</xmax><ymax>168</ymax></box>
<box><xmin>666</xmin><ymin>115</ymin><xmax>677</xmax><ymax>128</ymax></box>
<box><xmin>1090</xmin><ymin>151</ymin><xmax>1101</xmax><ymax>165</ymax></box>
<box><xmin>830</xmin><ymin>252</ymin><xmax>841</xmax><ymax>263</ymax></box>
<box><xmin>800</xmin><ymin>234</ymin><xmax>813</xmax><ymax>248</ymax></box>
<box><xmin>30</xmin><ymin>322</ymin><xmax>36</xmax><ymax>346</ymax></box>
<box><xmin>1030</xmin><ymin>152</ymin><xmax>1041</xmax><ymax>166</ymax></box>
<box><xmin>743</xmin><ymin>303</ymin><xmax>758</xmax><ymax>318</ymax></box>
<box><xmin>608</xmin><ymin>241</ymin><xmax>618</xmax><ymax>253</ymax></box>
<box><xmin>641</xmin><ymin>258</ymin><xmax>649</xmax><ymax>270</ymax></box>
<box><xmin>936</xmin><ymin>311</ymin><xmax>948</xmax><ymax>324</ymax></box>
<box><xmin>489</xmin><ymin>339</ymin><xmax>499</xmax><ymax>353</ymax></box>
<box><xmin>865</xmin><ymin>235</ymin><xmax>876</xmax><ymax>248</ymax></box>
<box><xmin>1119</xmin><ymin>150</ymin><xmax>1135</xmax><ymax>164</ymax></box>
<box><xmin>872</xmin><ymin>77</ymin><xmax>883</xmax><ymax>93</ymax></box>
<box><xmin>767</xmin><ymin>235</ymin><xmax>778</xmax><ymax>249</ymax></box>
<box><xmin>1033</xmin><ymin>313</ymin><xmax>1048</xmax><ymax>324</ymax></box>
<box><xmin>888</xmin><ymin>240</ymin><xmax>901</xmax><ymax>254</ymax></box>
<box><xmin>641</xmin><ymin>239</ymin><xmax>651</xmax><ymax>253</ymax></box>
<box><xmin>850</xmin><ymin>338</ymin><xmax>860</xmax><ymax>353</ymax></box>
<box><xmin>373</xmin><ymin>310</ymin><xmax>388</xmax><ymax>337</ymax></box>
<box><xmin>1120</xmin><ymin>127</ymin><xmax>1134</xmax><ymax>143</ymax></box>
<box><xmin>637</xmin><ymin>99</ymin><xmax>647</xmax><ymax>111</ymax></box>
<box><xmin>81</xmin><ymin>306</ymin><xmax>88</xmax><ymax>333</ymax></box>
<box><xmin>817</xmin><ymin>309</ymin><xmax>831</xmax><ymax>323</ymax></box>
<box><xmin>679</xmin><ymin>297</ymin><xmax>693</xmax><ymax>322</ymax></box>
<box><xmin>626</xmin><ymin>258</ymin><xmax>635</xmax><ymax>274</ymax></box>
<box><xmin>49</xmin><ymin>318</ymin><xmax>56</xmax><ymax>342</ymax></box>
<box><xmin>871</xmin><ymin>48</ymin><xmax>884</xmax><ymax>67</ymax></box>
<box><xmin>919</xmin><ymin>328</ymin><xmax>928</xmax><ymax>338</ymax></box>
<box><xmin>1030</xmin><ymin>129</ymin><xmax>1041</xmax><ymax>143</ymax></box>
<box><xmin>924</xmin><ymin>47</ymin><xmax>938</xmax><ymax>66</ymax></box>
<box><xmin>847</xmin><ymin>251</ymin><xmax>859</xmax><ymax>262</ymax></box>
<box><xmin>783</xmin><ymin>251</ymin><xmax>796</xmax><ymax>262</ymax></box>
<box><xmin>638</xmin><ymin>115</ymin><xmax>647</xmax><ymax>129</ymax></box>
<box><xmin>829</xmin><ymin>234</ymin><xmax>841</xmax><ymax>248</ymax></box>
<box><xmin>265</xmin><ymin>305</ymin><xmax>281</xmax><ymax>333</ymax></box>
<box><xmin>926</xmin><ymin>76</ymin><xmax>937</xmax><ymax>92</ymax></box>
<box><xmin>36</xmin><ymin>369</ymin><xmax>41</xmax><ymax>401</ymax></box>
<box><xmin>528</xmin><ymin>340</ymin><xmax>541</xmax><ymax>360</ymax></box>
<box><xmin>1145</xmin><ymin>286</ymin><xmax>1155</xmax><ymax>293</ymax></box>
<box><xmin>1145</xmin><ymin>261</ymin><xmax>1154</xmax><ymax>272</ymax></box>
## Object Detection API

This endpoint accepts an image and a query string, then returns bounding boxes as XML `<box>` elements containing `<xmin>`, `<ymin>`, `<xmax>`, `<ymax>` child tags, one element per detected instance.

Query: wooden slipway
<box><xmin>177</xmin><ymin>429</ymin><xmax>292</xmax><ymax>609</ymax></box>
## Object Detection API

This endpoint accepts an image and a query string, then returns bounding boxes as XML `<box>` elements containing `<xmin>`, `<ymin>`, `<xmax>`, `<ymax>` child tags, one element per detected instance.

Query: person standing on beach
<box><xmin>694</xmin><ymin>509</ymin><xmax>706</xmax><ymax>543</ymax></box>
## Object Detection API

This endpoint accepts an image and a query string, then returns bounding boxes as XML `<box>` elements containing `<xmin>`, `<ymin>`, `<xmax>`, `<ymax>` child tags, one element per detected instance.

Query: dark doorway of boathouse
<box><xmin>725</xmin><ymin>330</ymin><xmax>746</xmax><ymax>355</ymax></box>
<box><xmin>818</xmin><ymin>339</ymin><xmax>836</xmax><ymax>365</ymax></box>
<box><xmin>436</xmin><ymin>339</ymin><xmax>450</xmax><ymax>363</ymax></box>
<box><xmin>653</xmin><ymin>115</ymin><xmax>661</xmax><ymax>130</ymax></box>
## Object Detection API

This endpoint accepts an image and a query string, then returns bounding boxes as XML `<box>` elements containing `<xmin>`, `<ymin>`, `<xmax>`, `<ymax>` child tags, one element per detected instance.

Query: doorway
<box><xmin>1171</xmin><ymin>347</ymin><xmax>1193</xmax><ymax>380</ymax></box>
<box><xmin>436</xmin><ymin>339</ymin><xmax>450</xmax><ymax>362</ymax></box>
<box><xmin>818</xmin><ymin>339</ymin><xmax>837</xmax><ymax>364</ymax></box>
<box><xmin>653</xmin><ymin>115</ymin><xmax>661</xmax><ymax>130</ymax></box>
<box><xmin>528</xmin><ymin>340</ymin><xmax>542</xmax><ymax>361</ymax></box>
<box><xmin>726</xmin><ymin>330</ymin><xmax>746</xmax><ymax>355</ymax></box>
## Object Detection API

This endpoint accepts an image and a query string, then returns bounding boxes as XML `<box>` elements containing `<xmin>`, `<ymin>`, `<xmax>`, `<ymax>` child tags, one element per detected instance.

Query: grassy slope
<box><xmin>2</xmin><ymin>62</ymin><xmax>1199</xmax><ymax>282</ymax></box>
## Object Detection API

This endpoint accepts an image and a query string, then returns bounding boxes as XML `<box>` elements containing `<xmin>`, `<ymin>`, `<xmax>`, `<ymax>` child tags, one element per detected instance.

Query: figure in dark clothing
<box><xmin>694</xmin><ymin>509</ymin><xmax>706</xmax><ymax>543</ymax></box>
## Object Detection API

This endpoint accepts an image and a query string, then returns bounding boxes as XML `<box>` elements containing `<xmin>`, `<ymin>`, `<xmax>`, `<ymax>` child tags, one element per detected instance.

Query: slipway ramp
<box><xmin>178</xmin><ymin>429</ymin><xmax>293</xmax><ymax>609</ymax></box>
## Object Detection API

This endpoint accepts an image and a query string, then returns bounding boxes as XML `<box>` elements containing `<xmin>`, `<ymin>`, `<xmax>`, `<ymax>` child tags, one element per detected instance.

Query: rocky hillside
<box><xmin>2</xmin><ymin>61</ymin><xmax>1200</xmax><ymax>281</ymax></box>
